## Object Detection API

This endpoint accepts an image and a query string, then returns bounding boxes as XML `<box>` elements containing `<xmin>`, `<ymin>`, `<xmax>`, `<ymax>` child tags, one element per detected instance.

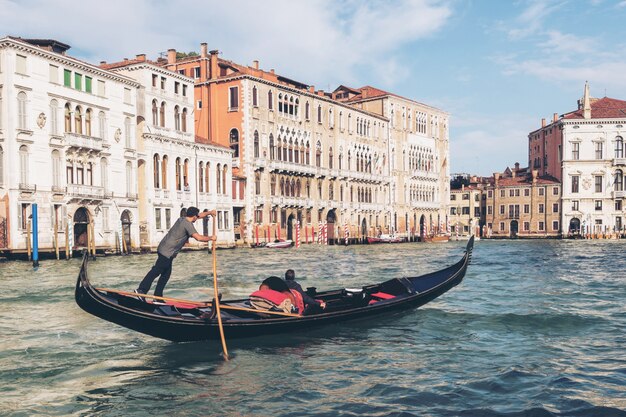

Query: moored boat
<box><xmin>367</xmin><ymin>234</ymin><xmax>405</xmax><ymax>244</ymax></box>
<box><xmin>265</xmin><ymin>240</ymin><xmax>293</xmax><ymax>248</ymax></box>
<box><xmin>75</xmin><ymin>237</ymin><xmax>474</xmax><ymax>342</ymax></box>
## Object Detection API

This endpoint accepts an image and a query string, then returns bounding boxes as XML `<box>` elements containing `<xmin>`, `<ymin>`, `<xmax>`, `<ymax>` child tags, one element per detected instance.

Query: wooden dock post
<box><xmin>26</xmin><ymin>219</ymin><xmax>32</xmax><ymax>261</ymax></box>
<box><xmin>54</xmin><ymin>221</ymin><xmax>59</xmax><ymax>260</ymax></box>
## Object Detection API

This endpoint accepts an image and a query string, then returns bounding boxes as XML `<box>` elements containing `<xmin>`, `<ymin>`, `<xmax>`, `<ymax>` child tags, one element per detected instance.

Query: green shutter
<box><xmin>64</xmin><ymin>69</ymin><xmax>71</xmax><ymax>87</ymax></box>
<box><xmin>85</xmin><ymin>77</ymin><xmax>92</xmax><ymax>93</ymax></box>
<box><xmin>74</xmin><ymin>73</ymin><xmax>82</xmax><ymax>90</ymax></box>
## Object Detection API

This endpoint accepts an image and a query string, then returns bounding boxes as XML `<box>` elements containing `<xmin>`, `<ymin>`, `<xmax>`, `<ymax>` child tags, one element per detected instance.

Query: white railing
<box><xmin>65</xmin><ymin>132</ymin><xmax>104</xmax><ymax>151</ymax></box>
<box><xmin>67</xmin><ymin>184</ymin><xmax>108</xmax><ymax>199</ymax></box>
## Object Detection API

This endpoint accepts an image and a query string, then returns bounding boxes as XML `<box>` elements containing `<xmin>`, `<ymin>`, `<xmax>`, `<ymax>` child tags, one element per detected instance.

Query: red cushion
<box><xmin>250</xmin><ymin>289</ymin><xmax>290</xmax><ymax>305</ymax></box>
<box><xmin>370</xmin><ymin>292</ymin><xmax>395</xmax><ymax>300</ymax></box>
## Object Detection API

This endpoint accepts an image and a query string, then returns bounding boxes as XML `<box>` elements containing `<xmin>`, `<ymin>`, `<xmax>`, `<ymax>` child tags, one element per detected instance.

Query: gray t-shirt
<box><xmin>157</xmin><ymin>217</ymin><xmax>198</xmax><ymax>258</ymax></box>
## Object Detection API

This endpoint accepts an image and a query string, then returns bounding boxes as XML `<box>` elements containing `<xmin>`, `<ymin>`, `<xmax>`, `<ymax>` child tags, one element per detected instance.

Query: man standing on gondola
<box><xmin>135</xmin><ymin>207</ymin><xmax>215</xmax><ymax>298</ymax></box>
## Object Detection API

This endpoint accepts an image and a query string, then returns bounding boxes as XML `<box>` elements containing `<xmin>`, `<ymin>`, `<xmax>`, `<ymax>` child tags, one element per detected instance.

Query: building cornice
<box><xmin>143</xmin><ymin>133</ymin><xmax>233</xmax><ymax>155</ymax></box>
<box><xmin>111</xmin><ymin>62</ymin><xmax>194</xmax><ymax>84</ymax></box>
<box><xmin>0</xmin><ymin>37</ymin><xmax>140</xmax><ymax>88</ymax></box>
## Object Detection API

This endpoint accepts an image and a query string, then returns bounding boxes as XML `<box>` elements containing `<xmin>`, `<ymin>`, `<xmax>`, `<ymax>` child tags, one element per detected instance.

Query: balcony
<box><xmin>253</xmin><ymin>157</ymin><xmax>267</xmax><ymax>169</ymax></box>
<box><xmin>613</xmin><ymin>190</ymin><xmax>626</xmax><ymax>199</ymax></box>
<box><xmin>126</xmin><ymin>192</ymin><xmax>138</xmax><ymax>200</ymax></box>
<box><xmin>65</xmin><ymin>132</ymin><xmax>104</xmax><ymax>152</ymax></box>
<box><xmin>614</xmin><ymin>158</ymin><xmax>626</xmax><ymax>166</ymax></box>
<box><xmin>19</xmin><ymin>183</ymin><xmax>37</xmax><ymax>193</ymax></box>
<box><xmin>67</xmin><ymin>184</ymin><xmax>110</xmax><ymax>201</ymax></box>
<box><xmin>268</xmin><ymin>160</ymin><xmax>316</xmax><ymax>176</ymax></box>
<box><xmin>51</xmin><ymin>186</ymin><xmax>66</xmax><ymax>195</ymax></box>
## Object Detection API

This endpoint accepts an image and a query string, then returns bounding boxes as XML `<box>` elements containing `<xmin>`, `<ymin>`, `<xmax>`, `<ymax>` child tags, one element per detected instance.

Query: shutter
<box><xmin>85</xmin><ymin>77</ymin><xmax>92</xmax><ymax>93</ymax></box>
<box><xmin>64</xmin><ymin>69</ymin><xmax>71</xmax><ymax>87</ymax></box>
<box><xmin>17</xmin><ymin>203</ymin><xmax>22</xmax><ymax>230</ymax></box>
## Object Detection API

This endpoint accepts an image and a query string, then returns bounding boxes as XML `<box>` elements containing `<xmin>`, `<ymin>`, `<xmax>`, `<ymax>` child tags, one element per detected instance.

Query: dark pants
<box><xmin>138</xmin><ymin>253</ymin><xmax>173</xmax><ymax>296</ymax></box>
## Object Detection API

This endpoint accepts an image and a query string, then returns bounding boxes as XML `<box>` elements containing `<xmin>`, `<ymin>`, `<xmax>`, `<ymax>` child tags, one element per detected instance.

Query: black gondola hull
<box><xmin>75</xmin><ymin>238</ymin><xmax>473</xmax><ymax>342</ymax></box>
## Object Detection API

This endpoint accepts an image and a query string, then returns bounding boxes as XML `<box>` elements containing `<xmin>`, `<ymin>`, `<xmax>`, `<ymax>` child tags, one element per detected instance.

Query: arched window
<box><xmin>288</xmin><ymin>139</ymin><xmax>294</xmax><ymax>162</ymax></box>
<box><xmin>152</xmin><ymin>100</ymin><xmax>158</xmax><ymax>125</ymax></box>
<box><xmin>98</xmin><ymin>111</ymin><xmax>106</xmax><ymax>139</ymax></box>
<box><xmin>282</xmin><ymin>138</ymin><xmax>288</xmax><ymax>161</ymax></box>
<box><xmin>153</xmin><ymin>154</ymin><xmax>160</xmax><ymax>188</ymax></box>
<box><xmin>294</xmin><ymin>140</ymin><xmax>299</xmax><ymax>164</ymax></box>
<box><xmin>205</xmin><ymin>162</ymin><xmax>210</xmax><ymax>194</ymax></box>
<box><xmin>49</xmin><ymin>100</ymin><xmax>59</xmax><ymax>135</ymax></box>
<box><xmin>175</xmin><ymin>157</ymin><xmax>181</xmax><ymax>190</ymax></box>
<box><xmin>160</xmin><ymin>101</ymin><xmax>166</xmax><ymax>127</ymax></box>
<box><xmin>252</xmin><ymin>86</ymin><xmax>258</xmax><ymax>107</ymax></box>
<box><xmin>74</xmin><ymin>106</ymin><xmax>83</xmax><ymax>135</ymax></box>
<box><xmin>305</xmin><ymin>102</ymin><xmax>310</xmax><ymax>120</ymax></box>
<box><xmin>317</xmin><ymin>105</ymin><xmax>322</xmax><ymax>123</ymax></box>
<box><xmin>198</xmin><ymin>162</ymin><xmax>204</xmax><ymax>193</ymax></box>
<box><xmin>616</xmin><ymin>136</ymin><xmax>624</xmax><ymax>159</ymax></box>
<box><xmin>254</xmin><ymin>130</ymin><xmax>260</xmax><ymax>158</ymax></box>
<box><xmin>101</xmin><ymin>158</ymin><xmax>108</xmax><ymax>191</ymax></box>
<box><xmin>230</xmin><ymin>129</ymin><xmax>239</xmax><ymax>157</ymax></box>
<box><xmin>269</xmin><ymin>134</ymin><xmax>275</xmax><ymax>160</ymax></box>
<box><xmin>270</xmin><ymin>174</ymin><xmax>276</xmax><ymax>195</ymax></box>
<box><xmin>65</xmin><ymin>103</ymin><xmax>72</xmax><ymax>133</ymax></box>
<box><xmin>268</xmin><ymin>90</ymin><xmax>273</xmax><ymax>110</ymax></box>
<box><xmin>183</xmin><ymin>158</ymin><xmax>189</xmax><ymax>190</ymax></box>
<box><xmin>174</xmin><ymin>106</ymin><xmax>180</xmax><ymax>131</ymax></box>
<box><xmin>295</xmin><ymin>98</ymin><xmax>299</xmax><ymax>117</ymax></box>
<box><xmin>615</xmin><ymin>170</ymin><xmax>624</xmax><ymax>192</ymax></box>
<box><xmin>316</xmin><ymin>141</ymin><xmax>321</xmax><ymax>167</ymax></box>
<box><xmin>216</xmin><ymin>163</ymin><xmax>222</xmax><ymax>194</ymax></box>
<box><xmin>279</xmin><ymin>177</ymin><xmax>285</xmax><ymax>196</ymax></box>
<box><xmin>296</xmin><ymin>179</ymin><xmax>301</xmax><ymax>196</ymax></box>
<box><xmin>181</xmin><ymin>108</ymin><xmax>187</xmax><ymax>132</ymax></box>
<box><xmin>17</xmin><ymin>92</ymin><xmax>27</xmax><ymax>130</ymax></box>
<box><xmin>19</xmin><ymin>145</ymin><xmax>29</xmax><ymax>184</ymax></box>
<box><xmin>328</xmin><ymin>146</ymin><xmax>333</xmax><ymax>169</ymax></box>
<box><xmin>306</xmin><ymin>141</ymin><xmax>310</xmax><ymax>165</ymax></box>
<box><xmin>222</xmin><ymin>165</ymin><xmax>227</xmax><ymax>195</ymax></box>
<box><xmin>51</xmin><ymin>150</ymin><xmax>61</xmax><ymax>187</ymax></box>
<box><xmin>85</xmin><ymin>109</ymin><xmax>92</xmax><ymax>136</ymax></box>
<box><xmin>255</xmin><ymin>172</ymin><xmax>261</xmax><ymax>195</ymax></box>
<box><xmin>162</xmin><ymin>155</ymin><xmax>168</xmax><ymax>189</ymax></box>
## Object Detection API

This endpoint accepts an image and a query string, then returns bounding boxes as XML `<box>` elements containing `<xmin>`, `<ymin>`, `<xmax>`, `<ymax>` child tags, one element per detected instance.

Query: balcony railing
<box><xmin>126</xmin><ymin>192</ymin><xmax>138</xmax><ymax>200</ymax></box>
<box><xmin>613</xmin><ymin>190</ymin><xmax>626</xmax><ymax>199</ymax></box>
<box><xmin>19</xmin><ymin>183</ymin><xmax>37</xmax><ymax>192</ymax></box>
<box><xmin>614</xmin><ymin>158</ymin><xmax>626</xmax><ymax>166</ymax></box>
<box><xmin>65</xmin><ymin>132</ymin><xmax>104</xmax><ymax>151</ymax></box>
<box><xmin>67</xmin><ymin>184</ymin><xmax>109</xmax><ymax>200</ymax></box>
<box><xmin>51</xmin><ymin>185</ymin><xmax>65</xmax><ymax>194</ymax></box>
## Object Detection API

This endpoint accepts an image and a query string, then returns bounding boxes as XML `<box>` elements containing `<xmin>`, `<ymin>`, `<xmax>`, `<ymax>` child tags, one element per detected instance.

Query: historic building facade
<box><xmin>0</xmin><ymin>37</ymin><xmax>140</xmax><ymax>255</ymax></box>
<box><xmin>484</xmin><ymin>166</ymin><xmax>561</xmax><ymax>238</ymax></box>
<box><xmin>163</xmin><ymin>45</ymin><xmax>450</xmax><ymax>244</ymax></box>
<box><xmin>102</xmin><ymin>56</ymin><xmax>235</xmax><ymax>249</ymax></box>
<box><xmin>449</xmin><ymin>183</ymin><xmax>482</xmax><ymax>239</ymax></box>
<box><xmin>529</xmin><ymin>83</ymin><xmax>626</xmax><ymax>236</ymax></box>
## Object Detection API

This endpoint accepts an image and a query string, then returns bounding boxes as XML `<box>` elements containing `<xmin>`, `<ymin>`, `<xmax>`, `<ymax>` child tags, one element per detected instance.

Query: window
<box><xmin>509</xmin><ymin>189</ymin><xmax>515</xmax><ymax>197</ymax></box>
<box><xmin>595</xmin><ymin>142</ymin><xmax>603</xmax><ymax>160</ymax></box>
<box><xmin>194</xmin><ymin>67</ymin><xmax>201</xmax><ymax>79</ymax></box>
<box><xmin>499</xmin><ymin>205</ymin><xmax>505</xmax><ymax>215</ymax></box>
<box><xmin>64</xmin><ymin>69</ymin><xmax>72</xmax><ymax>87</ymax></box>
<box><xmin>524</xmin><ymin>204</ymin><xmax>530</xmax><ymax>214</ymax></box>
<box><xmin>538</xmin><ymin>221</ymin><xmax>545</xmax><ymax>231</ymax></box>
<box><xmin>19</xmin><ymin>203</ymin><xmax>31</xmax><ymax>230</ymax></box>
<box><xmin>99</xmin><ymin>111</ymin><xmax>106</xmax><ymax>139</ymax></box>
<box><xmin>451</xmin><ymin>195</ymin><xmax>456</xmax><ymax>201</ymax></box>
<box><xmin>182</xmin><ymin>108</ymin><xmax>187</xmax><ymax>132</ymax></box>
<box><xmin>85</xmin><ymin>76</ymin><xmax>92</xmax><ymax>93</ymax></box>
<box><xmin>51</xmin><ymin>151</ymin><xmax>60</xmax><ymax>186</ymax></box>
<box><xmin>571</xmin><ymin>175</ymin><xmax>579</xmax><ymax>193</ymax></box>
<box><xmin>174</xmin><ymin>106</ymin><xmax>180</xmax><ymax>130</ymax></box>
<box><xmin>616</xmin><ymin>200</ymin><xmax>622</xmax><ymax>211</ymax></box>
<box><xmin>151</xmin><ymin>100</ymin><xmax>158</xmax><ymax>125</ymax></box>
<box><xmin>523</xmin><ymin>221</ymin><xmax>530</xmax><ymax>231</ymax></box>
<box><xmin>488</xmin><ymin>190</ymin><xmax>493</xmax><ymax>198</ymax></box>
<box><xmin>552</xmin><ymin>186</ymin><xmax>559</xmax><ymax>195</ymax></box>
<box><xmin>572</xmin><ymin>201</ymin><xmax>579</xmax><ymax>211</ymax></box>
<box><xmin>126</xmin><ymin>161</ymin><xmax>133</xmax><ymax>195</ymax></box>
<box><xmin>160</xmin><ymin>102</ymin><xmax>165</xmax><ymax>127</ymax></box>
<box><xmin>255</xmin><ymin>172</ymin><xmax>261</xmax><ymax>195</ymax></box>
<box><xmin>553</xmin><ymin>203</ymin><xmax>559</xmax><ymax>213</ymax></box>
<box><xmin>616</xmin><ymin>136</ymin><xmax>624</xmax><ymax>158</ymax></box>
<box><xmin>49</xmin><ymin>64</ymin><xmax>58</xmax><ymax>83</ymax></box>
<box><xmin>317</xmin><ymin>105</ymin><xmax>322</xmax><ymax>123</ymax></box>
<box><xmin>487</xmin><ymin>206</ymin><xmax>492</xmax><ymax>215</ymax></box>
<box><xmin>155</xmin><ymin>208</ymin><xmax>162</xmax><ymax>230</ymax></box>
<box><xmin>124</xmin><ymin>87</ymin><xmax>131</xmax><ymax>104</ymax></box>
<box><xmin>19</xmin><ymin>145</ymin><xmax>29</xmax><ymax>184</ymax></box>
<box><xmin>268</xmin><ymin>90</ymin><xmax>273</xmax><ymax>110</ymax></box>
<box><xmin>462</xmin><ymin>207</ymin><xmax>470</xmax><ymax>215</ymax></box>
<box><xmin>595</xmin><ymin>200</ymin><xmax>602</xmax><ymax>211</ymax></box>
<box><xmin>74</xmin><ymin>106</ymin><xmax>82</xmax><ymax>135</ymax></box>
<box><xmin>499</xmin><ymin>222</ymin><xmax>505</xmax><ymax>231</ymax></box>
<box><xmin>552</xmin><ymin>221</ymin><xmax>559</xmax><ymax>231</ymax></box>
<box><xmin>160</xmin><ymin>77</ymin><xmax>166</xmax><ymax>90</ymax></box>
<box><xmin>175</xmin><ymin>158</ymin><xmax>181</xmax><ymax>191</ymax></box>
<box><xmin>174</xmin><ymin>82</ymin><xmax>180</xmax><ymax>95</ymax></box>
<box><xmin>255</xmin><ymin>209</ymin><xmax>263</xmax><ymax>224</ymax></box>
<box><xmin>595</xmin><ymin>175</ymin><xmax>603</xmax><ymax>193</ymax></box>
<box><xmin>17</xmin><ymin>91</ymin><xmax>27</xmax><ymax>130</ymax></box>
<box><xmin>229</xmin><ymin>86</ymin><xmax>239</xmax><ymax>110</ymax></box>
<box><xmin>254</xmin><ymin>131</ymin><xmax>259</xmax><ymax>158</ymax></box>
<box><xmin>230</xmin><ymin>129</ymin><xmax>239</xmax><ymax>157</ymax></box>
<box><xmin>500</xmin><ymin>190</ymin><xmax>505</xmax><ymax>198</ymax></box>
<box><xmin>152</xmin><ymin>74</ymin><xmax>158</xmax><ymax>87</ymax></box>
<box><xmin>101</xmin><ymin>158</ymin><xmax>108</xmax><ymax>191</ymax></box>
<box><xmin>571</xmin><ymin>142</ymin><xmax>579</xmax><ymax>160</ymax></box>
<box><xmin>74</xmin><ymin>73</ymin><xmax>82</xmax><ymax>90</ymax></box>
<box><xmin>49</xmin><ymin>100</ymin><xmax>58</xmax><ymax>135</ymax></box>
<box><xmin>16</xmin><ymin>54</ymin><xmax>27</xmax><ymax>74</ymax></box>
<box><xmin>183</xmin><ymin>85</ymin><xmax>187</xmax><ymax>97</ymax></box>
<box><xmin>252</xmin><ymin>86</ymin><xmax>258</xmax><ymax>107</ymax></box>
<box><xmin>165</xmin><ymin>208</ymin><xmax>171</xmax><ymax>229</ymax></box>
<box><xmin>85</xmin><ymin>108</ymin><xmax>92</xmax><ymax>136</ymax></box>
<box><xmin>538</xmin><ymin>188</ymin><xmax>544</xmax><ymax>196</ymax></box>
<box><xmin>98</xmin><ymin>80</ymin><xmax>106</xmax><ymax>96</ymax></box>
<box><xmin>614</xmin><ymin>170</ymin><xmax>623</xmax><ymax>191</ymax></box>
<box><xmin>153</xmin><ymin>154</ymin><xmax>160</xmax><ymax>188</ymax></box>
<box><xmin>538</xmin><ymin>203</ymin><xmax>544</xmax><ymax>214</ymax></box>
<box><xmin>124</xmin><ymin>117</ymin><xmax>131</xmax><ymax>148</ymax></box>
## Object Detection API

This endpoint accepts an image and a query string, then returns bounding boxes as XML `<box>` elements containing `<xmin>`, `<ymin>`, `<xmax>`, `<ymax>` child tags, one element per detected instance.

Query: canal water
<box><xmin>0</xmin><ymin>240</ymin><xmax>625</xmax><ymax>417</ymax></box>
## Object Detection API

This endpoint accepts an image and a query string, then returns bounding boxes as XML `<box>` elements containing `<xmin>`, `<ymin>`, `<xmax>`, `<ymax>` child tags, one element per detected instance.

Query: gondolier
<box><xmin>136</xmin><ymin>207</ymin><xmax>215</xmax><ymax>298</ymax></box>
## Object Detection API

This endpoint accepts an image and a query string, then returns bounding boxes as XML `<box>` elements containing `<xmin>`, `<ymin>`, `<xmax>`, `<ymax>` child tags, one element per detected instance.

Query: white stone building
<box><xmin>0</xmin><ymin>37</ymin><xmax>140</xmax><ymax>255</ymax></box>
<box><xmin>103</xmin><ymin>56</ymin><xmax>235</xmax><ymax>249</ymax></box>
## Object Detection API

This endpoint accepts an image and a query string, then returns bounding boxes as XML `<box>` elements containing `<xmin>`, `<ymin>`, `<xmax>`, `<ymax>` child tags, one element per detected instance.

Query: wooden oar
<box><xmin>211</xmin><ymin>213</ymin><xmax>229</xmax><ymax>360</ymax></box>
<box><xmin>96</xmin><ymin>287</ymin><xmax>302</xmax><ymax>318</ymax></box>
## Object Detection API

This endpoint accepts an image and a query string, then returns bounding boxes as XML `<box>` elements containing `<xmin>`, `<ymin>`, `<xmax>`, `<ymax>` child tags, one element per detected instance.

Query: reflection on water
<box><xmin>1</xmin><ymin>240</ymin><xmax>625</xmax><ymax>416</ymax></box>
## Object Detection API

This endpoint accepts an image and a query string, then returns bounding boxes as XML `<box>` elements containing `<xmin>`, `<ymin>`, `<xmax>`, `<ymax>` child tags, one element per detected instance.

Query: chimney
<box><xmin>209</xmin><ymin>49</ymin><xmax>219</xmax><ymax>80</ymax></box>
<box><xmin>494</xmin><ymin>173</ymin><xmax>500</xmax><ymax>186</ymax></box>
<box><xmin>253</xmin><ymin>60</ymin><xmax>259</xmax><ymax>70</ymax></box>
<box><xmin>167</xmin><ymin>48</ymin><xmax>176</xmax><ymax>64</ymax></box>
<box><xmin>270</xmin><ymin>69</ymin><xmax>275</xmax><ymax>74</ymax></box>
<box><xmin>515</xmin><ymin>162</ymin><xmax>520</xmax><ymax>171</ymax></box>
<box><xmin>541</xmin><ymin>118</ymin><xmax>546</xmax><ymax>127</ymax></box>
<box><xmin>200</xmin><ymin>42</ymin><xmax>208</xmax><ymax>58</ymax></box>
<box><xmin>318</xmin><ymin>90</ymin><xmax>325</xmax><ymax>97</ymax></box>
<box><xmin>309</xmin><ymin>86</ymin><xmax>315</xmax><ymax>93</ymax></box>
<box><xmin>532</xmin><ymin>170</ymin><xmax>538</xmax><ymax>184</ymax></box>
<box><xmin>100</xmin><ymin>60</ymin><xmax>106</xmax><ymax>65</ymax></box>
<box><xmin>136</xmin><ymin>53</ymin><xmax>146</xmax><ymax>62</ymax></box>
<box><xmin>553</xmin><ymin>113</ymin><xmax>558</xmax><ymax>123</ymax></box>
<box><xmin>583</xmin><ymin>81</ymin><xmax>591</xmax><ymax>119</ymax></box>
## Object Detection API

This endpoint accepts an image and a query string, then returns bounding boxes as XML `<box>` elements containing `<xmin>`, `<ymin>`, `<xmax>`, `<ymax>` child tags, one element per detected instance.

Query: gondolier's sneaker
<box><xmin>133</xmin><ymin>289</ymin><xmax>146</xmax><ymax>302</ymax></box>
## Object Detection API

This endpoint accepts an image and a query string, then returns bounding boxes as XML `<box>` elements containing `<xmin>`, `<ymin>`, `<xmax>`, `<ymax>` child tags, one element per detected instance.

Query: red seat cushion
<box><xmin>370</xmin><ymin>292</ymin><xmax>395</xmax><ymax>300</ymax></box>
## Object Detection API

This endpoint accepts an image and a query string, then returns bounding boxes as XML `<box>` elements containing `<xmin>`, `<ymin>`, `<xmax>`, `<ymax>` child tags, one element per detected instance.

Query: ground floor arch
<box><xmin>510</xmin><ymin>220</ymin><xmax>519</xmax><ymax>238</ymax></box>
<box><xmin>121</xmin><ymin>209</ymin><xmax>132</xmax><ymax>251</ymax></box>
<box><xmin>569</xmin><ymin>217</ymin><xmax>581</xmax><ymax>235</ymax></box>
<box><xmin>326</xmin><ymin>209</ymin><xmax>337</xmax><ymax>244</ymax></box>
<box><xmin>73</xmin><ymin>207</ymin><xmax>90</xmax><ymax>248</ymax></box>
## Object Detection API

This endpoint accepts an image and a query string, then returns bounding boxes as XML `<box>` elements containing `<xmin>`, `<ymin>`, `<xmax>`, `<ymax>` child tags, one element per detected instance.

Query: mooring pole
<box><xmin>32</xmin><ymin>204</ymin><xmax>39</xmax><ymax>268</ymax></box>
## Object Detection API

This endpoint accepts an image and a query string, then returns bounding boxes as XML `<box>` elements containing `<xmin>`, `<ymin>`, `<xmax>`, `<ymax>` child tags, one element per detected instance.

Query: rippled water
<box><xmin>1</xmin><ymin>240</ymin><xmax>625</xmax><ymax>417</ymax></box>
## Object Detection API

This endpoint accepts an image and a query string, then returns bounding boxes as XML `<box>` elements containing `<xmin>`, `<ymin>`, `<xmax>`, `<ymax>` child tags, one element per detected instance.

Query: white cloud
<box><xmin>0</xmin><ymin>0</ymin><xmax>453</xmax><ymax>89</ymax></box>
<box><xmin>501</xmin><ymin>0</ymin><xmax>565</xmax><ymax>39</ymax></box>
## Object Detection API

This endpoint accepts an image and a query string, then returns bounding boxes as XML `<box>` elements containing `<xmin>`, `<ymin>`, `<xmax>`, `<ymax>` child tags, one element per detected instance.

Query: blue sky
<box><xmin>2</xmin><ymin>0</ymin><xmax>625</xmax><ymax>175</ymax></box>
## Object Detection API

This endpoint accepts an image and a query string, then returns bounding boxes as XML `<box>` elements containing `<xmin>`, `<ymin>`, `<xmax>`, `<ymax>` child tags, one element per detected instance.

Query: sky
<box><xmin>2</xmin><ymin>0</ymin><xmax>626</xmax><ymax>175</ymax></box>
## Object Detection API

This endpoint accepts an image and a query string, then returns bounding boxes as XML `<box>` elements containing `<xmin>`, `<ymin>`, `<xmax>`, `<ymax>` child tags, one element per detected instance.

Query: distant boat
<box><xmin>422</xmin><ymin>235</ymin><xmax>450</xmax><ymax>243</ymax></box>
<box><xmin>266</xmin><ymin>240</ymin><xmax>293</xmax><ymax>248</ymax></box>
<box><xmin>367</xmin><ymin>234</ymin><xmax>404</xmax><ymax>244</ymax></box>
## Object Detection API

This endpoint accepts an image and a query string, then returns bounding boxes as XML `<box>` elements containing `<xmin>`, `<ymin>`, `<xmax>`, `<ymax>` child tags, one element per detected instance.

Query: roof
<box><xmin>99</xmin><ymin>58</ymin><xmax>159</xmax><ymax>70</ymax></box>
<box><xmin>496</xmin><ymin>174</ymin><xmax>560</xmax><ymax>187</ymax></box>
<box><xmin>563</xmin><ymin>97</ymin><xmax>626</xmax><ymax>119</ymax></box>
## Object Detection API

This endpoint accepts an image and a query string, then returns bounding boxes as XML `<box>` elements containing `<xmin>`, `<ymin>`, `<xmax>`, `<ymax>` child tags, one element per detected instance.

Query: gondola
<box><xmin>75</xmin><ymin>237</ymin><xmax>474</xmax><ymax>342</ymax></box>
